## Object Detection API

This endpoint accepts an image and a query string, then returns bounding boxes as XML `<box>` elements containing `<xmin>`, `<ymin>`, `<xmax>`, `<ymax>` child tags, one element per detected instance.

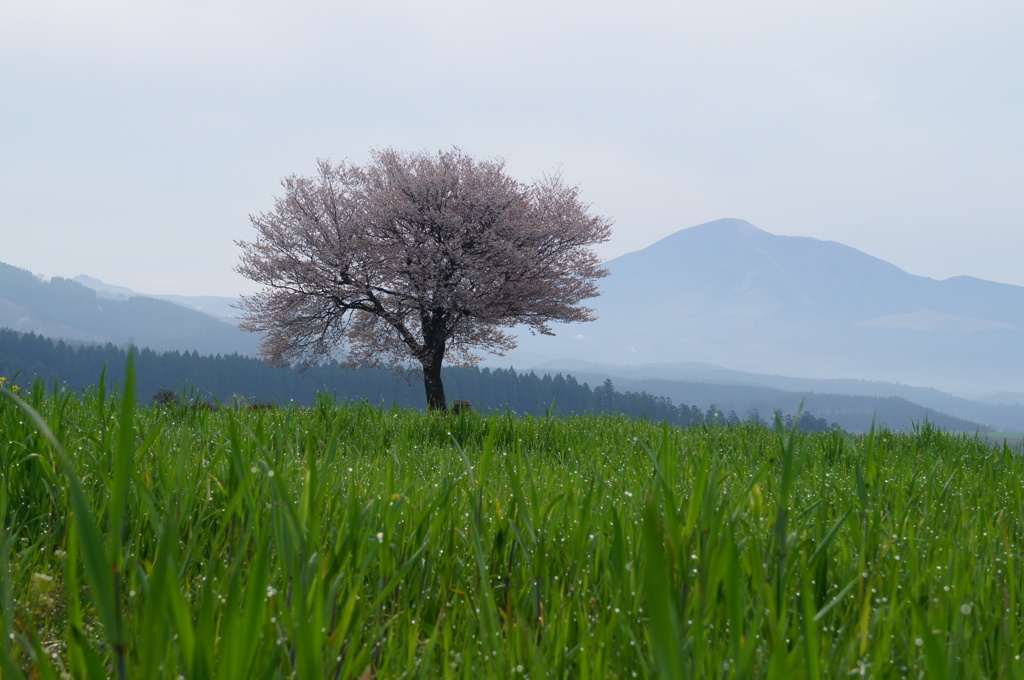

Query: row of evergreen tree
<box><xmin>0</xmin><ymin>328</ymin><xmax>838</xmax><ymax>431</ymax></box>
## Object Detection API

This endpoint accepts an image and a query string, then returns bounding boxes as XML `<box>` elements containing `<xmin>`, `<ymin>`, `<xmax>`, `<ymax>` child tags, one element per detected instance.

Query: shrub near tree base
<box><xmin>151</xmin><ymin>388</ymin><xmax>180</xmax><ymax>409</ymax></box>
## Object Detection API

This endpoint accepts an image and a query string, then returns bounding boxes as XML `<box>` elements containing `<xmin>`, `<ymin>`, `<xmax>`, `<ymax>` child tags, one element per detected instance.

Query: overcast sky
<box><xmin>3</xmin><ymin>0</ymin><xmax>1022</xmax><ymax>296</ymax></box>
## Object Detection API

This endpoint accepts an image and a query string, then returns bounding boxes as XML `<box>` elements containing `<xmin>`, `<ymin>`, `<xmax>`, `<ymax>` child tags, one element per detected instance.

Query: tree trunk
<box><xmin>422</xmin><ymin>358</ymin><xmax>447</xmax><ymax>411</ymax></box>
<box><xmin>420</xmin><ymin>311</ymin><xmax>449</xmax><ymax>411</ymax></box>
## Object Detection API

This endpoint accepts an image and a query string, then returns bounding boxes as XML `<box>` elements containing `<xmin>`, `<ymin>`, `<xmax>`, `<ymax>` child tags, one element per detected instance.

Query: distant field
<box><xmin>2</xmin><ymin>370</ymin><xmax>1023</xmax><ymax>678</ymax></box>
<box><xmin>972</xmin><ymin>432</ymin><xmax>1024</xmax><ymax>449</ymax></box>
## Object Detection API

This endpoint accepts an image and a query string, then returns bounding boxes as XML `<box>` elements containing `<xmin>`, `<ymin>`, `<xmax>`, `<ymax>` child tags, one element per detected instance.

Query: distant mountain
<box><xmin>73</xmin><ymin>275</ymin><xmax>241</xmax><ymax>323</ymax></box>
<box><xmin>0</xmin><ymin>262</ymin><xmax>260</xmax><ymax>356</ymax></box>
<box><xmin>504</xmin><ymin>218</ymin><xmax>1024</xmax><ymax>396</ymax></box>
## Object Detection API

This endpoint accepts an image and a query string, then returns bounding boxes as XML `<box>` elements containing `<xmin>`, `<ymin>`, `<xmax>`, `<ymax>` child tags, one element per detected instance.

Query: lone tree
<box><xmin>236</xmin><ymin>147</ymin><xmax>612</xmax><ymax>411</ymax></box>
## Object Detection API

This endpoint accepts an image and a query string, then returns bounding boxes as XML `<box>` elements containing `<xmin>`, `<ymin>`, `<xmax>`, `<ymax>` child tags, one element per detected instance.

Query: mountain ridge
<box><xmin>503</xmin><ymin>218</ymin><xmax>1024</xmax><ymax>395</ymax></box>
<box><xmin>529</xmin><ymin>358</ymin><xmax>1024</xmax><ymax>431</ymax></box>
<box><xmin>72</xmin><ymin>274</ymin><xmax>242</xmax><ymax>323</ymax></box>
<box><xmin>0</xmin><ymin>262</ymin><xmax>259</xmax><ymax>356</ymax></box>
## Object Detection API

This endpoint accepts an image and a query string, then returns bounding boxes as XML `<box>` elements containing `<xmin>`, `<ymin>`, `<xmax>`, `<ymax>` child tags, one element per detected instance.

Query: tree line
<box><xmin>0</xmin><ymin>328</ymin><xmax>839</xmax><ymax>431</ymax></box>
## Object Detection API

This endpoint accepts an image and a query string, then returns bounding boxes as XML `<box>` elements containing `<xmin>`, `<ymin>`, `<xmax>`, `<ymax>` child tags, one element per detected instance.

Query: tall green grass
<box><xmin>0</xmin><ymin>369</ymin><xmax>1022</xmax><ymax>678</ymax></box>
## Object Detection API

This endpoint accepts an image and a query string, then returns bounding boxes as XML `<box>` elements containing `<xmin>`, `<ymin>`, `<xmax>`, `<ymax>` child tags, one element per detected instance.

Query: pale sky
<box><xmin>3</xmin><ymin>0</ymin><xmax>1022</xmax><ymax>296</ymax></box>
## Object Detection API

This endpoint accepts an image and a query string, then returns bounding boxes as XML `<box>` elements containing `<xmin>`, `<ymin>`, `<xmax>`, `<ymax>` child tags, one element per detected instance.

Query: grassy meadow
<box><xmin>1</xmin><ymin>364</ymin><xmax>1023</xmax><ymax>679</ymax></box>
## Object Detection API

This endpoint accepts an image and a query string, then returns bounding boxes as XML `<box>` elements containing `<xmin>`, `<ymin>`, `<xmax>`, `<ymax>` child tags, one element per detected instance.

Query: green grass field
<box><xmin>1</xmin><ymin>364</ymin><xmax>1023</xmax><ymax>678</ymax></box>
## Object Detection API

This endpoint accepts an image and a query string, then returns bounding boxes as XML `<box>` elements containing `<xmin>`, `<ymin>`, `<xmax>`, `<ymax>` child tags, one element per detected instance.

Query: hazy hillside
<box><xmin>503</xmin><ymin>218</ymin><xmax>1024</xmax><ymax>396</ymax></box>
<box><xmin>563</xmin><ymin>372</ymin><xmax>995</xmax><ymax>433</ymax></box>
<box><xmin>531</xmin><ymin>359</ymin><xmax>1024</xmax><ymax>431</ymax></box>
<box><xmin>0</xmin><ymin>262</ymin><xmax>260</xmax><ymax>356</ymax></box>
<box><xmin>73</xmin><ymin>274</ymin><xmax>241</xmax><ymax>323</ymax></box>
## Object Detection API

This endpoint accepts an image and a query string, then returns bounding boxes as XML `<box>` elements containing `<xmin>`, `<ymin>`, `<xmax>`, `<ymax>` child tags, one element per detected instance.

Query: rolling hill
<box><xmin>0</xmin><ymin>262</ymin><xmax>259</xmax><ymax>356</ymax></box>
